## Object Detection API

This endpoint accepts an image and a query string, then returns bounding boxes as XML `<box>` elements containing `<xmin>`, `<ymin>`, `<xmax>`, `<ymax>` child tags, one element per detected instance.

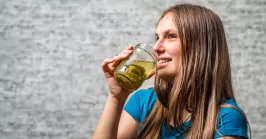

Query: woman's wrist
<box><xmin>108</xmin><ymin>93</ymin><xmax>129</xmax><ymax>108</ymax></box>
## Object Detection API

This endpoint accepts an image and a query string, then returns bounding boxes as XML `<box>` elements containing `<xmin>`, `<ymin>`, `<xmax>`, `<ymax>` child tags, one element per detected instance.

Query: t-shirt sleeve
<box><xmin>123</xmin><ymin>88</ymin><xmax>156</xmax><ymax>124</ymax></box>
<box><xmin>123</xmin><ymin>90</ymin><xmax>142</xmax><ymax>123</ymax></box>
<box><xmin>215</xmin><ymin>107</ymin><xmax>249</xmax><ymax>139</ymax></box>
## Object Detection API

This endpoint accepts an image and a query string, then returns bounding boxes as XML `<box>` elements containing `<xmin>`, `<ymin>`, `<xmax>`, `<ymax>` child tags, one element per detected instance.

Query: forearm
<box><xmin>92</xmin><ymin>94</ymin><xmax>128</xmax><ymax>139</ymax></box>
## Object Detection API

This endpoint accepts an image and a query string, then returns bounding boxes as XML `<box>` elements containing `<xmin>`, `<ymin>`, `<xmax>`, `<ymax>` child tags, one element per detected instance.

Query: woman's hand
<box><xmin>101</xmin><ymin>46</ymin><xmax>134</xmax><ymax>100</ymax></box>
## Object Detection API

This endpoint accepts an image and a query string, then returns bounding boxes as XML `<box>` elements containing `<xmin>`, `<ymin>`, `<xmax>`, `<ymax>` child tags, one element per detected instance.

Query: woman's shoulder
<box><xmin>124</xmin><ymin>87</ymin><xmax>157</xmax><ymax>123</ymax></box>
<box><xmin>215</xmin><ymin>99</ymin><xmax>249</xmax><ymax>138</ymax></box>
<box><xmin>218</xmin><ymin>99</ymin><xmax>246</xmax><ymax>118</ymax></box>
<box><xmin>131</xmin><ymin>87</ymin><xmax>156</xmax><ymax>100</ymax></box>
<box><xmin>130</xmin><ymin>87</ymin><xmax>157</xmax><ymax>110</ymax></box>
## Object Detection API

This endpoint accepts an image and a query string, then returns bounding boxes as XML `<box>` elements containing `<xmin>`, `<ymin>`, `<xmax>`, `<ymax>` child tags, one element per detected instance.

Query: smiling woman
<box><xmin>93</xmin><ymin>3</ymin><xmax>250</xmax><ymax>139</ymax></box>
<box><xmin>154</xmin><ymin>12</ymin><xmax>182</xmax><ymax>80</ymax></box>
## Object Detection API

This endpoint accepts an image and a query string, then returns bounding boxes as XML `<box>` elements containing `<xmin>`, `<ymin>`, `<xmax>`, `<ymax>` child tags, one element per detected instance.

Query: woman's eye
<box><xmin>168</xmin><ymin>34</ymin><xmax>177</xmax><ymax>39</ymax></box>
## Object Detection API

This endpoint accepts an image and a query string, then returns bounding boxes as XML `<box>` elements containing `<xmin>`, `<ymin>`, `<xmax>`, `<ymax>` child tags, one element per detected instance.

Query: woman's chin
<box><xmin>156</xmin><ymin>70</ymin><xmax>176</xmax><ymax>81</ymax></box>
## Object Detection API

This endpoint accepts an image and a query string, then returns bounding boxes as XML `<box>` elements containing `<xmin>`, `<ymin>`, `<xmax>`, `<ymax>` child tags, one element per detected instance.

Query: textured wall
<box><xmin>0</xmin><ymin>0</ymin><xmax>265</xmax><ymax>139</ymax></box>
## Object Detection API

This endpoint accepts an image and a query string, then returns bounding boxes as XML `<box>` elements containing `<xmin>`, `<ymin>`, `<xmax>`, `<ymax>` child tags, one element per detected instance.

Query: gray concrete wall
<box><xmin>0</xmin><ymin>0</ymin><xmax>265</xmax><ymax>138</ymax></box>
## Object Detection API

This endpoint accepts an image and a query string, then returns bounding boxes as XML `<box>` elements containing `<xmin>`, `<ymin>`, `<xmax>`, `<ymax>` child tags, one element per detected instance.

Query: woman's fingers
<box><xmin>111</xmin><ymin>47</ymin><xmax>133</xmax><ymax>67</ymax></box>
<box><xmin>101</xmin><ymin>46</ymin><xmax>134</xmax><ymax>77</ymax></box>
<box><xmin>101</xmin><ymin>58</ymin><xmax>114</xmax><ymax>74</ymax></box>
<box><xmin>112</xmin><ymin>54</ymin><xmax>131</xmax><ymax>67</ymax></box>
<box><xmin>120</xmin><ymin>46</ymin><xmax>134</xmax><ymax>57</ymax></box>
<box><xmin>124</xmin><ymin>45</ymin><xmax>134</xmax><ymax>51</ymax></box>
<box><xmin>147</xmin><ymin>70</ymin><xmax>155</xmax><ymax>79</ymax></box>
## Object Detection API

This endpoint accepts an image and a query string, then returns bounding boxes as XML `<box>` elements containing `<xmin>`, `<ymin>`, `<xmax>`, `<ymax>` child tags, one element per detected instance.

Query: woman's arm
<box><xmin>92</xmin><ymin>46</ymin><xmax>139</xmax><ymax>139</ymax></box>
<box><xmin>117</xmin><ymin>110</ymin><xmax>139</xmax><ymax>139</ymax></box>
<box><xmin>92</xmin><ymin>94</ymin><xmax>139</xmax><ymax>139</ymax></box>
<box><xmin>92</xmin><ymin>94</ymin><xmax>127</xmax><ymax>139</ymax></box>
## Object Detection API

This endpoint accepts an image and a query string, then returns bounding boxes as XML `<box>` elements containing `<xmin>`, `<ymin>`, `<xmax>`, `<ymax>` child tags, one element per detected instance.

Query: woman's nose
<box><xmin>153</xmin><ymin>41</ymin><xmax>165</xmax><ymax>54</ymax></box>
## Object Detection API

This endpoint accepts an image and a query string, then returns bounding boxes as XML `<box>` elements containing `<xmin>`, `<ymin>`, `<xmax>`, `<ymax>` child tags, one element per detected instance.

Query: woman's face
<box><xmin>154</xmin><ymin>12</ymin><xmax>182</xmax><ymax>80</ymax></box>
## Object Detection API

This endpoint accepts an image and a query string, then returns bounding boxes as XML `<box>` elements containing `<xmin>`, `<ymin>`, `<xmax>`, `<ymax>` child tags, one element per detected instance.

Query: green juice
<box><xmin>114</xmin><ymin>60</ymin><xmax>155</xmax><ymax>91</ymax></box>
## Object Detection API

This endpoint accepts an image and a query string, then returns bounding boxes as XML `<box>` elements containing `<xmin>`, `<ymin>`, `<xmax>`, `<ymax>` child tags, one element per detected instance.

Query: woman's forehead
<box><xmin>155</xmin><ymin>13</ymin><xmax>178</xmax><ymax>34</ymax></box>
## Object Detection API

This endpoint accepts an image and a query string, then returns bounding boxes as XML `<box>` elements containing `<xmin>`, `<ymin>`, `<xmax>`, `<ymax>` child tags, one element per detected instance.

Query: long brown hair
<box><xmin>137</xmin><ymin>4</ymin><xmax>246</xmax><ymax>139</ymax></box>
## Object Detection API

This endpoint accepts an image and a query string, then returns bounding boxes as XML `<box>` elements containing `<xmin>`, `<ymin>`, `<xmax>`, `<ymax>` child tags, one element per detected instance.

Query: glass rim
<box><xmin>135</xmin><ymin>43</ymin><xmax>158</xmax><ymax>62</ymax></box>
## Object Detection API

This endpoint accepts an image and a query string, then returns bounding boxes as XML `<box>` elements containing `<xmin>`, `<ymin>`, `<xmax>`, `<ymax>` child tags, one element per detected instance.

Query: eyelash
<box><xmin>155</xmin><ymin>34</ymin><xmax>177</xmax><ymax>41</ymax></box>
<box><xmin>168</xmin><ymin>34</ymin><xmax>177</xmax><ymax>39</ymax></box>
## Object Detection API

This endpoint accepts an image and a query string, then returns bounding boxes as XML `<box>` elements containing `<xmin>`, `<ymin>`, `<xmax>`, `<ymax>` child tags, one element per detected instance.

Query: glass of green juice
<box><xmin>114</xmin><ymin>43</ymin><xmax>158</xmax><ymax>91</ymax></box>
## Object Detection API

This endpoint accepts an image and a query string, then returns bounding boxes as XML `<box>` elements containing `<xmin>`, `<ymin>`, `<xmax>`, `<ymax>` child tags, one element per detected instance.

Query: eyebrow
<box><xmin>155</xmin><ymin>29</ymin><xmax>178</xmax><ymax>37</ymax></box>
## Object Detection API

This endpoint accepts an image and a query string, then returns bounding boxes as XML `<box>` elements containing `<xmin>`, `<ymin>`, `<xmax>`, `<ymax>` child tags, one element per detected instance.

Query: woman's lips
<box><xmin>157</xmin><ymin>59</ymin><xmax>172</xmax><ymax>69</ymax></box>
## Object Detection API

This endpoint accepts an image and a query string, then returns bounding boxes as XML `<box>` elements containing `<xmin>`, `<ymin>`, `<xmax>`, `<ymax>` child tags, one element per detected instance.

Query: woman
<box><xmin>93</xmin><ymin>3</ymin><xmax>250</xmax><ymax>139</ymax></box>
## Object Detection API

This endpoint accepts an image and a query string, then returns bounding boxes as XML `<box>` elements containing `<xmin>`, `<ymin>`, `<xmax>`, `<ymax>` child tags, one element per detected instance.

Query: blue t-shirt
<box><xmin>124</xmin><ymin>88</ymin><xmax>249</xmax><ymax>139</ymax></box>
